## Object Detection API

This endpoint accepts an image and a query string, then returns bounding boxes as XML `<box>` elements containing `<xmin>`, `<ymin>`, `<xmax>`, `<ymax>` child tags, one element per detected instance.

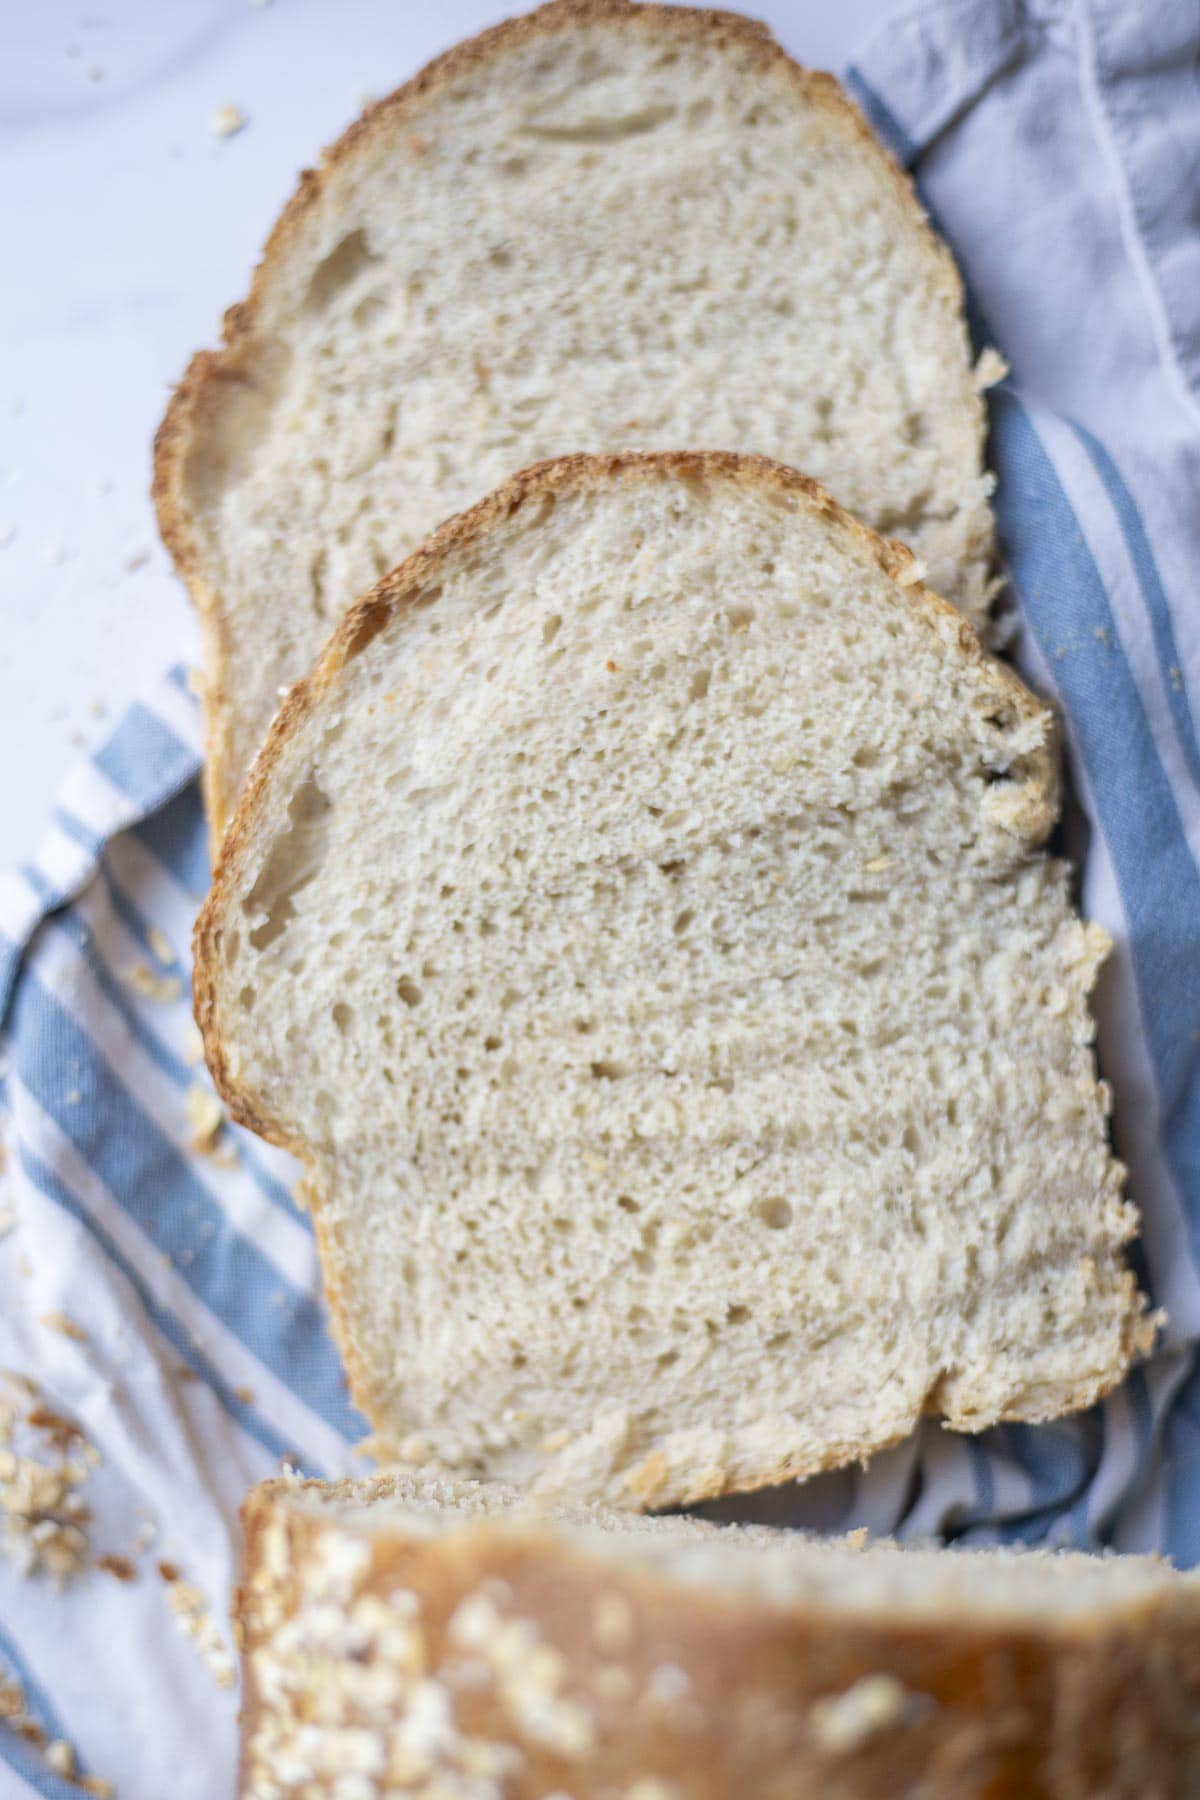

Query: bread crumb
<box><xmin>895</xmin><ymin>557</ymin><xmax>928</xmax><ymax>588</ymax></box>
<box><xmin>148</xmin><ymin>925</ymin><xmax>175</xmax><ymax>967</ymax></box>
<box><xmin>125</xmin><ymin>549</ymin><xmax>150</xmax><ymax>573</ymax></box>
<box><xmin>124</xmin><ymin>961</ymin><xmax>181</xmax><ymax>1004</ymax></box>
<box><xmin>186</xmin><ymin>1085</ymin><xmax>223</xmax><ymax>1151</ymax></box>
<box><xmin>0</xmin><ymin>1673</ymin><xmax>38</xmax><ymax>1733</ymax></box>
<box><xmin>0</xmin><ymin>1376</ymin><xmax>94</xmax><ymax>1583</ymax></box>
<box><xmin>183</xmin><ymin>1023</ymin><xmax>206</xmax><ymax>1066</ymax></box>
<box><xmin>974</xmin><ymin>347</ymin><xmax>1009</xmax><ymax>390</ymax></box>
<box><xmin>845</xmin><ymin>1527</ymin><xmax>869</xmax><ymax>1549</ymax></box>
<box><xmin>45</xmin><ymin>1739</ymin><xmax>75</xmax><ymax>1776</ymax></box>
<box><xmin>810</xmin><ymin>1673</ymin><xmax>921</xmax><ymax>1753</ymax></box>
<box><xmin>40</xmin><ymin>1311</ymin><xmax>87</xmax><ymax>1343</ymax></box>
<box><xmin>211</xmin><ymin>103</ymin><xmax>247</xmax><ymax>140</ymax></box>
<box><xmin>0</xmin><ymin>1205</ymin><xmax>15</xmax><ymax>1241</ymax></box>
<box><xmin>2</xmin><ymin>1673</ymin><xmax>112</xmax><ymax>1791</ymax></box>
<box><xmin>97</xmin><ymin>1552</ymin><xmax>137</xmax><ymax>1581</ymax></box>
<box><xmin>26</xmin><ymin>1407</ymin><xmax>84</xmax><ymax>1450</ymax></box>
<box><xmin>234</xmin><ymin>1385</ymin><xmax>256</xmax><ymax>1406</ymax></box>
<box><xmin>162</xmin><ymin>1568</ymin><xmax>238</xmax><ymax>1687</ymax></box>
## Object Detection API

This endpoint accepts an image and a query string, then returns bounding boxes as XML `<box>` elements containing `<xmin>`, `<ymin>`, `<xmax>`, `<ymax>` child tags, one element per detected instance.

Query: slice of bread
<box><xmin>238</xmin><ymin>1470</ymin><xmax>1200</xmax><ymax>1798</ymax></box>
<box><xmin>195</xmin><ymin>452</ymin><xmax>1150</xmax><ymax>1508</ymax></box>
<box><xmin>154</xmin><ymin>0</ymin><xmax>996</xmax><ymax>839</ymax></box>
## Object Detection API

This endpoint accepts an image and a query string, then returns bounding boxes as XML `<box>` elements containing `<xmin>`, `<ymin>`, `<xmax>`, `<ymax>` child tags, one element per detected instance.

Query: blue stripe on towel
<box><xmin>10</xmin><ymin>973</ymin><xmax>361</xmax><ymax>1439</ymax></box>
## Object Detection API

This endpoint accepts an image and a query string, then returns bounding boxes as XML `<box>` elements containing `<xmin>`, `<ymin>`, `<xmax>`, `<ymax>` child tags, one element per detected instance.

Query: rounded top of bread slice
<box><xmin>196</xmin><ymin>451</ymin><xmax>1147</xmax><ymax>1510</ymax></box>
<box><xmin>154</xmin><ymin>0</ymin><xmax>995</xmax><ymax>835</ymax></box>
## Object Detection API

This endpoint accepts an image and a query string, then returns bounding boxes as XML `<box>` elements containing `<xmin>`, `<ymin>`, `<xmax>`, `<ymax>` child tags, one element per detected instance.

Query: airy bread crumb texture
<box><xmin>234</xmin><ymin>1471</ymin><xmax>1200</xmax><ymax>1799</ymax></box>
<box><xmin>156</xmin><ymin>0</ymin><xmax>995</xmax><ymax>834</ymax></box>
<box><xmin>197</xmin><ymin>453</ymin><xmax>1150</xmax><ymax>1511</ymax></box>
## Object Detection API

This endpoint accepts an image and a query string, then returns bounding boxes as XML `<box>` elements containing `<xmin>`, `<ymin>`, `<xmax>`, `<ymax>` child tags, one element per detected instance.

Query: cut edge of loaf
<box><xmin>152</xmin><ymin>0</ymin><xmax>979</xmax><ymax>842</ymax></box>
<box><xmin>194</xmin><ymin>450</ymin><xmax>1152</xmax><ymax>1507</ymax></box>
<box><xmin>235</xmin><ymin>1470</ymin><xmax>1200</xmax><ymax>1800</ymax></box>
<box><xmin>247</xmin><ymin>1468</ymin><xmax>1198</xmax><ymax>1621</ymax></box>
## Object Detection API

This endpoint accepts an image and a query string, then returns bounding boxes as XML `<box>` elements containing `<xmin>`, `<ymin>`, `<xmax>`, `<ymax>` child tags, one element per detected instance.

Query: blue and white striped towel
<box><xmin>2</xmin><ymin>0</ymin><xmax>1199</xmax><ymax>1793</ymax></box>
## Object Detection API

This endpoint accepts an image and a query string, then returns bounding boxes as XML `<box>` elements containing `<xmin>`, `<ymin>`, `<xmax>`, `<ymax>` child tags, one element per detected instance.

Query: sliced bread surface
<box><xmin>154</xmin><ymin>0</ymin><xmax>996</xmax><ymax>837</ymax></box>
<box><xmin>195</xmin><ymin>452</ymin><xmax>1149</xmax><ymax>1509</ymax></box>
<box><xmin>237</xmin><ymin>1470</ymin><xmax>1200</xmax><ymax>1799</ymax></box>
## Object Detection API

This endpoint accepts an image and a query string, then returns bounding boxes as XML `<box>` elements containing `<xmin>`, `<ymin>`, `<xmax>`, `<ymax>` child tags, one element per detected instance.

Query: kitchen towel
<box><xmin>2</xmin><ymin>0</ymin><xmax>1199</xmax><ymax>1792</ymax></box>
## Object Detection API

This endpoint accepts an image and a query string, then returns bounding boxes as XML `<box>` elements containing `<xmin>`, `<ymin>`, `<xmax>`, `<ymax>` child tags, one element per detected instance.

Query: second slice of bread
<box><xmin>196</xmin><ymin>452</ymin><xmax>1149</xmax><ymax>1509</ymax></box>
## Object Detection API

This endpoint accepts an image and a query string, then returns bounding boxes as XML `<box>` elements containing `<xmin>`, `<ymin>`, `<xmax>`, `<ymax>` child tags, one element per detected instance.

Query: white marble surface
<box><xmin>0</xmin><ymin>0</ymin><xmax>893</xmax><ymax>867</ymax></box>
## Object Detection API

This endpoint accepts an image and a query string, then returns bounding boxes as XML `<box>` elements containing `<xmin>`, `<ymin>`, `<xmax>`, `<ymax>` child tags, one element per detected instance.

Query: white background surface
<box><xmin>0</xmin><ymin>0</ymin><xmax>893</xmax><ymax>868</ymax></box>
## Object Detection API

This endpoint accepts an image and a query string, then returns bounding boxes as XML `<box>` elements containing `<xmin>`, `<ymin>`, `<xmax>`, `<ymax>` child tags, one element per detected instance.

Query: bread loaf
<box><xmin>237</xmin><ymin>1469</ymin><xmax>1200</xmax><ymax>1799</ymax></box>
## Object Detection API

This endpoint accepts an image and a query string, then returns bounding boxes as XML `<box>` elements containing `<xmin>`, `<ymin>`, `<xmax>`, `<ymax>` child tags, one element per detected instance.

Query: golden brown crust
<box><xmin>152</xmin><ymin>0</ymin><xmax>968</xmax><ymax>841</ymax></box>
<box><xmin>235</xmin><ymin>1475</ymin><xmax>1200</xmax><ymax>1799</ymax></box>
<box><xmin>193</xmin><ymin>448</ymin><xmax>1071</xmax><ymax>1490</ymax></box>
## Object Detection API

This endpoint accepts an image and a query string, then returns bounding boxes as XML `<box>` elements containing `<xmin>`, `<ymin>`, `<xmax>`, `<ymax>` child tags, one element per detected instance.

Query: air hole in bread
<box><xmin>590</xmin><ymin>1060</ymin><xmax>628</xmax><ymax>1081</ymax></box>
<box><xmin>519</xmin><ymin>102</ymin><xmax>676</xmax><ymax>144</ymax></box>
<box><xmin>309</xmin><ymin>549</ymin><xmax>327</xmax><ymax>619</ymax></box>
<box><xmin>304</xmin><ymin>228</ymin><xmax>379</xmax><ymax>313</ymax></box>
<box><xmin>243</xmin><ymin>776</ymin><xmax>332</xmax><ymax>952</ymax></box>
<box><xmin>352</xmin><ymin>294</ymin><xmax>386</xmax><ymax>330</ymax></box>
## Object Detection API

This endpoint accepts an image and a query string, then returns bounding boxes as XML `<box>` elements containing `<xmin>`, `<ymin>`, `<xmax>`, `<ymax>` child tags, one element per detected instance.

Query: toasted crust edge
<box><xmin>235</xmin><ymin>1474</ymin><xmax>1200</xmax><ymax>1800</ymax></box>
<box><xmin>186</xmin><ymin>446</ymin><xmax>1147</xmax><ymax>1503</ymax></box>
<box><xmin>151</xmin><ymin>0</ymin><xmax>974</xmax><ymax>840</ymax></box>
